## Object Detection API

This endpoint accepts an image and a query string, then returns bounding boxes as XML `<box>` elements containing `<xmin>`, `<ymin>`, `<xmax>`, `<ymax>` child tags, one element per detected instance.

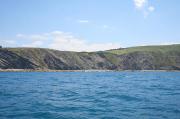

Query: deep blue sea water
<box><xmin>0</xmin><ymin>71</ymin><xmax>180</xmax><ymax>119</ymax></box>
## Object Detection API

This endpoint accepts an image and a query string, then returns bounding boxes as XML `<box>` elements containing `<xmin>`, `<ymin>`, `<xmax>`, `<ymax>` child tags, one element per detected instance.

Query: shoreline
<box><xmin>0</xmin><ymin>69</ymin><xmax>180</xmax><ymax>72</ymax></box>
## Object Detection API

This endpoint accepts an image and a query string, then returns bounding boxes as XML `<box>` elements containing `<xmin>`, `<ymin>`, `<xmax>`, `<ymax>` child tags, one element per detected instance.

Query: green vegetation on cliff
<box><xmin>106</xmin><ymin>44</ymin><xmax>180</xmax><ymax>70</ymax></box>
<box><xmin>107</xmin><ymin>44</ymin><xmax>180</xmax><ymax>55</ymax></box>
<box><xmin>0</xmin><ymin>44</ymin><xmax>180</xmax><ymax>70</ymax></box>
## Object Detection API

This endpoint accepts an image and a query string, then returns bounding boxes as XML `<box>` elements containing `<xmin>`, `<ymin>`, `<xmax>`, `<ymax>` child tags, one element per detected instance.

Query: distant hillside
<box><xmin>0</xmin><ymin>44</ymin><xmax>180</xmax><ymax>70</ymax></box>
<box><xmin>107</xmin><ymin>44</ymin><xmax>180</xmax><ymax>55</ymax></box>
<box><xmin>107</xmin><ymin>44</ymin><xmax>180</xmax><ymax>70</ymax></box>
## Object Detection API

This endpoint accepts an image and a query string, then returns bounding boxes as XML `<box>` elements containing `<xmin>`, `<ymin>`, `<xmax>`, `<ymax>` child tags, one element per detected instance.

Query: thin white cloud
<box><xmin>133</xmin><ymin>0</ymin><xmax>155</xmax><ymax>17</ymax></box>
<box><xmin>134</xmin><ymin>0</ymin><xmax>147</xmax><ymax>9</ymax></box>
<box><xmin>148</xmin><ymin>6</ymin><xmax>155</xmax><ymax>12</ymax></box>
<box><xmin>22</xmin><ymin>41</ymin><xmax>43</xmax><ymax>47</ymax></box>
<box><xmin>160</xmin><ymin>42</ymin><xmax>180</xmax><ymax>45</ymax></box>
<box><xmin>16</xmin><ymin>33</ymin><xmax>48</xmax><ymax>40</ymax></box>
<box><xmin>16</xmin><ymin>31</ymin><xmax>120</xmax><ymax>52</ymax></box>
<box><xmin>103</xmin><ymin>25</ymin><xmax>109</xmax><ymax>29</ymax></box>
<box><xmin>5</xmin><ymin>40</ymin><xmax>16</xmax><ymax>44</ymax></box>
<box><xmin>0</xmin><ymin>40</ymin><xmax>16</xmax><ymax>47</ymax></box>
<box><xmin>77</xmin><ymin>20</ymin><xmax>89</xmax><ymax>23</ymax></box>
<box><xmin>48</xmin><ymin>31</ymin><xmax>119</xmax><ymax>51</ymax></box>
<box><xmin>16</xmin><ymin>34</ymin><xmax>25</xmax><ymax>38</ymax></box>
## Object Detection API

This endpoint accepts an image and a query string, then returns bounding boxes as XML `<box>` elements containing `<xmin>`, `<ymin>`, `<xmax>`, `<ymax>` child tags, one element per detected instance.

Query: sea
<box><xmin>0</xmin><ymin>71</ymin><xmax>180</xmax><ymax>119</ymax></box>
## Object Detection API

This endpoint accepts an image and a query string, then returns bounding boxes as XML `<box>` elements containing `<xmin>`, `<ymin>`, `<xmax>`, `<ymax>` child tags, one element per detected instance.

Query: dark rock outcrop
<box><xmin>0</xmin><ymin>44</ymin><xmax>180</xmax><ymax>70</ymax></box>
<box><xmin>0</xmin><ymin>49</ymin><xmax>37</xmax><ymax>69</ymax></box>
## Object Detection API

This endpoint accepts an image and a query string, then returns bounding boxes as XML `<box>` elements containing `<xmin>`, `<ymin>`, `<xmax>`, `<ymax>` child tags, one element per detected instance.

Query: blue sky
<box><xmin>0</xmin><ymin>0</ymin><xmax>180</xmax><ymax>51</ymax></box>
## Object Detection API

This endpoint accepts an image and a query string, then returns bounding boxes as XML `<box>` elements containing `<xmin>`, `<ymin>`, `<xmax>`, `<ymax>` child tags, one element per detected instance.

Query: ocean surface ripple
<box><xmin>0</xmin><ymin>71</ymin><xmax>180</xmax><ymax>119</ymax></box>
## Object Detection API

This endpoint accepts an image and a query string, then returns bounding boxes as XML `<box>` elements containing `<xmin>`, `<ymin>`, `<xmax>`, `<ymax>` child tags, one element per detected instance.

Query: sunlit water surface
<box><xmin>0</xmin><ymin>72</ymin><xmax>180</xmax><ymax>119</ymax></box>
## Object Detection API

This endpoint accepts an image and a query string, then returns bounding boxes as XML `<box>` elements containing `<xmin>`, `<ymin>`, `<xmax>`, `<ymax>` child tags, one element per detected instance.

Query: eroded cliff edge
<box><xmin>0</xmin><ymin>44</ymin><xmax>180</xmax><ymax>70</ymax></box>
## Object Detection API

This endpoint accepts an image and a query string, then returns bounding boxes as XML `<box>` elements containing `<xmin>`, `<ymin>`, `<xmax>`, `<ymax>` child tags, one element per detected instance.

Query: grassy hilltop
<box><xmin>106</xmin><ymin>44</ymin><xmax>180</xmax><ymax>70</ymax></box>
<box><xmin>107</xmin><ymin>44</ymin><xmax>180</xmax><ymax>55</ymax></box>
<box><xmin>0</xmin><ymin>44</ymin><xmax>180</xmax><ymax>70</ymax></box>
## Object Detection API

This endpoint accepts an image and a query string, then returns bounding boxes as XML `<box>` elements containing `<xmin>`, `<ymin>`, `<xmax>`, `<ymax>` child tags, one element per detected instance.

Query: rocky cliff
<box><xmin>0</xmin><ymin>44</ymin><xmax>180</xmax><ymax>70</ymax></box>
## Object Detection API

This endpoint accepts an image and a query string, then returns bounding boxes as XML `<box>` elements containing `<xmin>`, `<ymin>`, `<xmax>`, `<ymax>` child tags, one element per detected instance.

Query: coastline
<box><xmin>0</xmin><ymin>69</ymin><xmax>179</xmax><ymax>72</ymax></box>
<box><xmin>0</xmin><ymin>69</ymin><xmax>113</xmax><ymax>72</ymax></box>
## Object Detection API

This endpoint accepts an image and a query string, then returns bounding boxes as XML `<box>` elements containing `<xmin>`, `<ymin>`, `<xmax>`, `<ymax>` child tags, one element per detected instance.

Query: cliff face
<box><xmin>108</xmin><ymin>44</ymin><xmax>180</xmax><ymax>70</ymax></box>
<box><xmin>0</xmin><ymin>49</ymin><xmax>37</xmax><ymax>69</ymax></box>
<box><xmin>0</xmin><ymin>44</ymin><xmax>180</xmax><ymax>70</ymax></box>
<box><xmin>118</xmin><ymin>52</ymin><xmax>180</xmax><ymax>70</ymax></box>
<box><xmin>0</xmin><ymin>48</ymin><xmax>117</xmax><ymax>70</ymax></box>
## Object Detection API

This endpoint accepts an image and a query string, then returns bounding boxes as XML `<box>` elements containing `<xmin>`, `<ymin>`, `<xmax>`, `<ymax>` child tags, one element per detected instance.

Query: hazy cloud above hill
<box><xmin>1</xmin><ymin>0</ymin><xmax>179</xmax><ymax>49</ymax></box>
<box><xmin>16</xmin><ymin>31</ymin><xmax>120</xmax><ymax>52</ymax></box>
<box><xmin>77</xmin><ymin>20</ymin><xmax>89</xmax><ymax>23</ymax></box>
